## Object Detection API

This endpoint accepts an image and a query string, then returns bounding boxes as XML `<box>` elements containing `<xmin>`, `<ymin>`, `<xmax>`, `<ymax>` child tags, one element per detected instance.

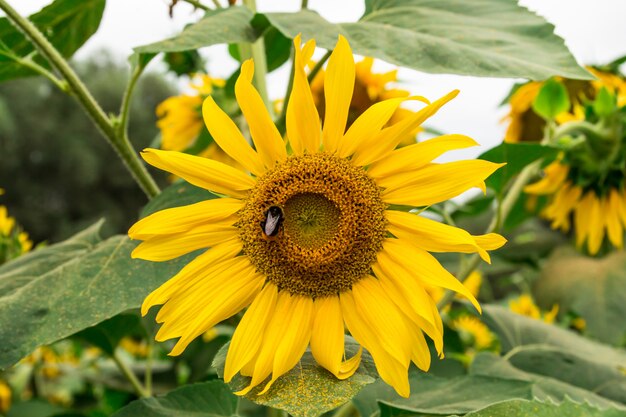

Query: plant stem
<box><xmin>181</xmin><ymin>0</ymin><xmax>211</xmax><ymax>11</ymax></box>
<box><xmin>117</xmin><ymin>63</ymin><xmax>145</xmax><ymax>138</ymax></box>
<box><xmin>436</xmin><ymin>161</ymin><xmax>541</xmax><ymax>310</ymax></box>
<box><xmin>144</xmin><ymin>339</ymin><xmax>154</xmax><ymax>396</ymax></box>
<box><xmin>241</xmin><ymin>0</ymin><xmax>272</xmax><ymax>115</ymax></box>
<box><xmin>333</xmin><ymin>402</ymin><xmax>356</xmax><ymax>417</ymax></box>
<box><xmin>0</xmin><ymin>50</ymin><xmax>67</xmax><ymax>91</ymax></box>
<box><xmin>113</xmin><ymin>352</ymin><xmax>150</xmax><ymax>398</ymax></box>
<box><xmin>301</xmin><ymin>0</ymin><xmax>309</xmax><ymax>8</ymax></box>
<box><xmin>0</xmin><ymin>0</ymin><xmax>160</xmax><ymax>198</ymax></box>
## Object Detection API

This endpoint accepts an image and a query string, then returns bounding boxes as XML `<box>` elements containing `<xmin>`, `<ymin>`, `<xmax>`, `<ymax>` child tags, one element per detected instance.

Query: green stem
<box><xmin>436</xmin><ymin>161</ymin><xmax>541</xmax><ymax>310</ymax></box>
<box><xmin>0</xmin><ymin>50</ymin><xmax>67</xmax><ymax>91</ymax></box>
<box><xmin>144</xmin><ymin>339</ymin><xmax>154</xmax><ymax>396</ymax></box>
<box><xmin>301</xmin><ymin>0</ymin><xmax>309</xmax><ymax>8</ymax></box>
<box><xmin>181</xmin><ymin>0</ymin><xmax>211</xmax><ymax>10</ymax></box>
<box><xmin>0</xmin><ymin>0</ymin><xmax>160</xmax><ymax>198</ymax></box>
<box><xmin>117</xmin><ymin>64</ymin><xmax>145</xmax><ymax>138</ymax></box>
<box><xmin>241</xmin><ymin>0</ymin><xmax>272</xmax><ymax>115</ymax></box>
<box><xmin>113</xmin><ymin>352</ymin><xmax>150</xmax><ymax>398</ymax></box>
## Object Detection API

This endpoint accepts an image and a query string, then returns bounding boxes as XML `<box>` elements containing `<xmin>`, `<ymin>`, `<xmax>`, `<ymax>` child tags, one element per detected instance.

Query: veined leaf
<box><xmin>0</xmin><ymin>0</ymin><xmax>105</xmax><ymax>81</ymax></box>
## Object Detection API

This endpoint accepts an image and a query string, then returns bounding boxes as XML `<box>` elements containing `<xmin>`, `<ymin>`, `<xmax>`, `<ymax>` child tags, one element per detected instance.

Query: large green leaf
<box><xmin>213</xmin><ymin>340</ymin><xmax>376</xmax><ymax>417</ymax></box>
<box><xmin>0</xmin><ymin>0</ymin><xmax>105</xmax><ymax>81</ymax></box>
<box><xmin>460</xmin><ymin>398</ymin><xmax>626</xmax><ymax>417</ymax></box>
<box><xmin>260</xmin><ymin>0</ymin><xmax>589</xmax><ymax>80</ymax></box>
<box><xmin>111</xmin><ymin>380</ymin><xmax>238</xmax><ymax>417</ymax></box>
<box><xmin>354</xmin><ymin>373</ymin><xmax>533</xmax><ymax>417</ymax></box>
<box><xmin>0</xmin><ymin>221</ymin><xmax>190</xmax><ymax>370</ymax></box>
<box><xmin>533</xmin><ymin>247</ymin><xmax>626</xmax><ymax>345</ymax></box>
<box><xmin>134</xmin><ymin>7</ymin><xmax>256</xmax><ymax>54</ymax></box>
<box><xmin>470</xmin><ymin>353</ymin><xmax>626</xmax><ymax>411</ymax></box>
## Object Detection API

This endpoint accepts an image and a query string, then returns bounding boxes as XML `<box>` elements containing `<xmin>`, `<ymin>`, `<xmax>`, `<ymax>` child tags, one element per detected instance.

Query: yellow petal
<box><xmin>340</xmin><ymin>283</ymin><xmax>410</xmax><ymax>398</ymax></box>
<box><xmin>382</xmin><ymin>161</ymin><xmax>504</xmax><ymax>207</ymax></box>
<box><xmin>368</xmin><ymin>134</ymin><xmax>479</xmax><ymax>179</ymax></box>
<box><xmin>524</xmin><ymin>162</ymin><xmax>569</xmax><ymax>195</ymax></box>
<box><xmin>141</xmin><ymin>239</ymin><xmax>242</xmax><ymax>316</ymax></box>
<box><xmin>225</xmin><ymin>283</ymin><xmax>278</xmax><ymax>382</ymax></box>
<box><xmin>607</xmin><ymin>190</ymin><xmax>624</xmax><ymax>248</ymax></box>
<box><xmin>202</xmin><ymin>97</ymin><xmax>265</xmax><ymax>176</ymax></box>
<box><xmin>336</xmin><ymin>97</ymin><xmax>421</xmax><ymax>159</ymax></box>
<box><xmin>351</xmin><ymin>90</ymin><xmax>459</xmax><ymax>166</ymax></box>
<box><xmin>236</xmin><ymin>60</ymin><xmax>287</xmax><ymax>168</ymax></box>
<box><xmin>311</xmin><ymin>296</ymin><xmax>361</xmax><ymax>379</ymax></box>
<box><xmin>473</xmin><ymin>233</ymin><xmax>508</xmax><ymax>252</ymax></box>
<box><xmin>575</xmin><ymin>192</ymin><xmax>594</xmax><ymax>249</ymax></box>
<box><xmin>131</xmin><ymin>225</ymin><xmax>239</xmax><ymax>261</ymax></box>
<box><xmin>386</xmin><ymin>210</ymin><xmax>498</xmax><ymax>263</ymax></box>
<box><xmin>287</xmin><ymin>35</ymin><xmax>321</xmax><ymax>155</ymax></box>
<box><xmin>383</xmin><ymin>238</ymin><xmax>481</xmax><ymax>313</ymax></box>
<box><xmin>129</xmin><ymin>198</ymin><xmax>243</xmax><ymax>239</ymax></box>
<box><xmin>141</xmin><ymin>149</ymin><xmax>255</xmax><ymax>198</ymax></box>
<box><xmin>322</xmin><ymin>35</ymin><xmax>355</xmax><ymax>153</ymax></box>
<box><xmin>587</xmin><ymin>193</ymin><xmax>603</xmax><ymax>255</ymax></box>
<box><xmin>166</xmin><ymin>261</ymin><xmax>264</xmax><ymax>356</ymax></box>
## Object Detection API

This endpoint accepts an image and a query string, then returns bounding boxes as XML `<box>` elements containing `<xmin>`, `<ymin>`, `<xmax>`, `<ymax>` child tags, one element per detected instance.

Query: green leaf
<box><xmin>354</xmin><ymin>372</ymin><xmax>533</xmax><ymax>417</ymax></box>
<box><xmin>0</xmin><ymin>221</ymin><xmax>190</xmax><ymax>370</ymax></box>
<box><xmin>134</xmin><ymin>7</ymin><xmax>256</xmax><ymax>55</ymax></box>
<box><xmin>259</xmin><ymin>0</ymin><xmax>590</xmax><ymax>80</ymax></box>
<box><xmin>212</xmin><ymin>339</ymin><xmax>376</xmax><ymax>417</ymax></box>
<box><xmin>470</xmin><ymin>353</ymin><xmax>626</xmax><ymax>411</ymax></box>
<box><xmin>0</xmin><ymin>0</ymin><xmax>105</xmax><ymax>82</ymax></box>
<box><xmin>532</xmin><ymin>79</ymin><xmax>571</xmax><ymax>120</ymax></box>
<box><xmin>462</xmin><ymin>398</ymin><xmax>626</xmax><ymax>417</ymax></box>
<box><xmin>533</xmin><ymin>247</ymin><xmax>626</xmax><ymax>345</ymax></box>
<box><xmin>141</xmin><ymin>180</ymin><xmax>216</xmax><ymax>217</ymax></box>
<box><xmin>479</xmin><ymin>143</ymin><xmax>558</xmax><ymax>192</ymax></box>
<box><xmin>594</xmin><ymin>86</ymin><xmax>616</xmax><ymax>117</ymax></box>
<box><xmin>111</xmin><ymin>380</ymin><xmax>239</xmax><ymax>417</ymax></box>
<box><xmin>74</xmin><ymin>313</ymin><xmax>146</xmax><ymax>356</ymax></box>
<box><xmin>228</xmin><ymin>23</ymin><xmax>291</xmax><ymax>72</ymax></box>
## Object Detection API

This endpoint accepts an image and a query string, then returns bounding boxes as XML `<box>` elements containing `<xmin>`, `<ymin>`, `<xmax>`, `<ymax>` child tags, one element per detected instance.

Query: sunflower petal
<box><xmin>225</xmin><ymin>284</ymin><xmax>278</xmax><ymax>382</ymax></box>
<box><xmin>236</xmin><ymin>60</ymin><xmax>287</xmax><ymax>168</ymax></box>
<box><xmin>141</xmin><ymin>149</ymin><xmax>255</xmax><ymax>198</ymax></box>
<box><xmin>382</xmin><ymin>161</ymin><xmax>504</xmax><ymax>206</ymax></box>
<box><xmin>575</xmin><ymin>192</ymin><xmax>595</xmax><ymax>249</ymax></box>
<box><xmin>607</xmin><ymin>190</ymin><xmax>624</xmax><ymax>248</ymax></box>
<box><xmin>351</xmin><ymin>90</ymin><xmax>459</xmax><ymax>166</ymax></box>
<box><xmin>322</xmin><ymin>35</ymin><xmax>355</xmax><ymax>153</ymax></box>
<box><xmin>368</xmin><ymin>134</ymin><xmax>479</xmax><ymax>179</ymax></box>
<box><xmin>129</xmin><ymin>198</ymin><xmax>243</xmax><ymax>239</ymax></box>
<box><xmin>287</xmin><ymin>35</ymin><xmax>321</xmax><ymax>155</ymax></box>
<box><xmin>202</xmin><ymin>97</ymin><xmax>265</xmax><ymax>176</ymax></box>
<box><xmin>524</xmin><ymin>162</ymin><xmax>569</xmax><ymax>195</ymax></box>
<box><xmin>587</xmin><ymin>193</ymin><xmax>603</xmax><ymax>255</ymax></box>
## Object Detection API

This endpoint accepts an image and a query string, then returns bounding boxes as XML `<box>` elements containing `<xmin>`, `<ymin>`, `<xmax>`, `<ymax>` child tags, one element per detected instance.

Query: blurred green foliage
<box><xmin>0</xmin><ymin>52</ymin><xmax>174</xmax><ymax>243</ymax></box>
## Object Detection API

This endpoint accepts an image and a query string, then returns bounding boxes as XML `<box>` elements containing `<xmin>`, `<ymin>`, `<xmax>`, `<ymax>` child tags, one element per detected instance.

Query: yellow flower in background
<box><xmin>509</xmin><ymin>294</ymin><xmax>558</xmax><ymax>323</ymax></box>
<box><xmin>452</xmin><ymin>315</ymin><xmax>495</xmax><ymax>350</ymax></box>
<box><xmin>130</xmin><ymin>35</ymin><xmax>505</xmax><ymax>397</ymax></box>
<box><xmin>119</xmin><ymin>338</ymin><xmax>149</xmax><ymax>358</ymax></box>
<box><xmin>503</xmin><ymin>68</ymin><xmax>626</xmax><ymax>143</ymax></box>
<box><xmin>311</xmin><ymin>57</ymin><xmax>419</xmax><ymax>147</ymax></box>
<box><xmin>0</xmin><ymin>206</ymin><xmax>15</xmax><ymax>236</ymax></box>
<box><xmin>525</xmin><ymin>161</ymin><xmax>626</xmax><ymax>255</ymax></box>
<box><xmin>0</xmin><ymin>202</ymin><xmax>33</xmax><ymax>262</ymax></box>
<box><xmin>0</xmin><ymin>380</ymin><xmax>11</xmax><ymax>414</ymax></box>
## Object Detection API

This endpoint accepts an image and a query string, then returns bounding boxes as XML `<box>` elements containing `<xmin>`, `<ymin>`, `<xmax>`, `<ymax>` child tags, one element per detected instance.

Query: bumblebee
<box><xmin>260</xmin><ymin>206</ymin><xmax>284</xmax><ymax>240</ymax></box>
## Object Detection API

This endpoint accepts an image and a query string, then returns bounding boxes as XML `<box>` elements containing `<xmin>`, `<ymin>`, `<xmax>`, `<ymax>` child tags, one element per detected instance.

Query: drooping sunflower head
<box><xmin>130</xmin><ymin>34</ymin><xmax>505</xmax><ymax>398</ymax></box>
<box><xmin>502</xmin><ymin>67</ymin><xmax>626</xmax><ymax>143</ymax></box>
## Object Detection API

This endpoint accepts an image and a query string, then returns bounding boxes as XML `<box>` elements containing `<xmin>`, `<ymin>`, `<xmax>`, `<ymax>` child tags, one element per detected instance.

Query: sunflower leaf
<box><xmin>448</xmin><ymin>398</ymin><xmax>626</xmax><ymax>417</ymax></box>
<box><xmin>0</xmin><ymin>220</ymin><xmax>191</xmax><ymax>370</ymax></box>
<box><xmin>533</xmin><ymin>247</ymin><xmax>626</xmax><ymax>345</ymax></box>
<box><xmin>258</xmin><ymin>0</ymin><xmax>590</xmax><ymax>80</ymax></box>
<box><xmin>532</xmin><ymin>79</ymin><xmax>571</xmax><ymax>120</ymax></box>
<box><xmin>111</xmin><ymin>380</ymin><xmax>239</xmax><ymax>417</ymax></box>
<box><xmin>0</xmin><ymin>0</ymin><xmax>105</xmax><ymax>82</ymax></box>
<box><xmin>212</xmin><ymin>339</ymin><xmax>377</xmax><ymax>417</ymax></box>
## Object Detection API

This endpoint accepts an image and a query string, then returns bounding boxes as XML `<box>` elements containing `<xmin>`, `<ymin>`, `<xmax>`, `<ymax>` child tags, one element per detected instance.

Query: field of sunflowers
<box><xmin>1</xmin><ymin>1</ymin><xmax>626</xmax><ymax>416</ymax></box>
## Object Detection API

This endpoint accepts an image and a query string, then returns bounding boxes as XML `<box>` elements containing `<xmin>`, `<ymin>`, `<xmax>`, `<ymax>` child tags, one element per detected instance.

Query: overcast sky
<box><xmin>9</xmin><ymin>1</ymin><xmax>626</xmax><ymax>160</ymax></box>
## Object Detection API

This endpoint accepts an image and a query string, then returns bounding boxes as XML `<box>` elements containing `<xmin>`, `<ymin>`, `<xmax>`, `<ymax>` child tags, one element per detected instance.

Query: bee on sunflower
<box><xmin>129</xmin><ymin>35</ymin><xmax>505</xmax><ymax>397</ymax></box>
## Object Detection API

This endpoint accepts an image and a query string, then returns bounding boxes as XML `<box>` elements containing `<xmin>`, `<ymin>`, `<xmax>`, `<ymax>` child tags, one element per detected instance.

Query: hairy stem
<box><xmin>241</xmin><ymin>0</ymin><xmax>272</xmax><ymax>115</ymax></box>
<box><xmin>0</xmin><ymin>0</ymin><xmax>160</xmax><ymax>198</ymax></box>
<box><xmin>112</xmin><ymin>352</ymin><xmax>150</xmax><ymax>398</ymax></box>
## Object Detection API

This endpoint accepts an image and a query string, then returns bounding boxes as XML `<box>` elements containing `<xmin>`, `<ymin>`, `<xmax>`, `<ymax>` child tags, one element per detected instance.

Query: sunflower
<box><xmin>503</xmin><ymin>68</ymin><xmax>626</xmax><ymax>143</ymax></box>
<box><xmin>452</xmin><ymin>315</ymin><xmax>494</xmax><ymax>350</ymax></box>
<box><xmin>310</xmin><ymin>57</ymin><xmax>419</xmax><ymax>146</ymax></box>
<box><xmin>130</xmin><ymin>35</ymin><xmax>505</xmax><ymax>397</ymax></box>
<box><xmin>525</xmin><ymin>159</ymin><xmax>626</xmax><ymax>255</ymax></box>
<box><xmin>0</xmin><ymin>380</ymin><xmax>10</xmax><ymax>414</ymax></box>
<box><xmin>509</xmin><ymin>294</ymin><xmax>558</xmax><ymax>323</ymax></box>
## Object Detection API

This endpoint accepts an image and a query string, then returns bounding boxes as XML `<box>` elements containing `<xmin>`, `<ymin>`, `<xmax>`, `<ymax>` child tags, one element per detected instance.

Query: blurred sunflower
<box><xmin>130</xmin><ymin>35</ymin><xmax>505</xmax><ymax>397</ymax></box>
<box><xmin>156</xmin><ymin>74</ymin><xmax>238</xmax><ymax>167</ymax></box>
<box><xmin>452</xmin><ymin>315</ymin><xmax>495</xmax><ymax>351</ymax></box>
<box><xmin>509</xmin><ymin>294</ymin><xmax>558</xmax><ymax>323</ymax></box>
<box><xmin>502</xmin><ymin>68</ymin><xmax>626</xmax><ymax>143</ymax></box>
<box><xmin>0</xmin><ymin>203</ymin><xmax>33</xmax><ymax>263</ymax></box>
<box><xmin>0</xmin><ymin>380</ymin><xmax>11</xmax><ymax>414</ymax></box>
<box><xmin>311</xmin><ymin>57</ymin><xmax>419</xmax><ymax>146</ymax></box>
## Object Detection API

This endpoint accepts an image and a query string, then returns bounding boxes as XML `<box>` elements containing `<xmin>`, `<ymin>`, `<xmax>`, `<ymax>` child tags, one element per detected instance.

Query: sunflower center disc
<box><xmin>238</xmin><ymin>153</ymin><xmax>387</xmax><ymax>298</ymax></box>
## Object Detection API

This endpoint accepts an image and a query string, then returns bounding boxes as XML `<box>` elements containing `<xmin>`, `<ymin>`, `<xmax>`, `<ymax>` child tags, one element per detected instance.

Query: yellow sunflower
<box><xmin>525</xmin><ymin>161</ymin><xmax>626</xmax><ymax>255</ymax></box>
<box><xmin>452</xmin><ymin>315</ymin><xmax>494</xmax><ymax>350</ymax></box>
<box><xmin>130</xmin><ymin>35</ymin><xmax>505</xmax><ymax>397</ymax></box>
<box><xmin>503</xmin><ymin>68</ymin><xmax>626</xmax><ymax>143</ymax></box>
<box><xmin>311</xmin><ymin>57</ymin><xmax>418</xmax><ymax>146</ymax></box>
<box><xmin>509</xmin><ymin>294</ymin><xmax>559</xmax><ymax>323</ymax></box>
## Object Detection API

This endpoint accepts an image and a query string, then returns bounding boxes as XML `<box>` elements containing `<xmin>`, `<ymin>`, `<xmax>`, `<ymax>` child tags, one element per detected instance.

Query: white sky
<box><xmin>8</xmin><ymin>1</ymin><xmax>626</xmax><ymax>160</ymax></box>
